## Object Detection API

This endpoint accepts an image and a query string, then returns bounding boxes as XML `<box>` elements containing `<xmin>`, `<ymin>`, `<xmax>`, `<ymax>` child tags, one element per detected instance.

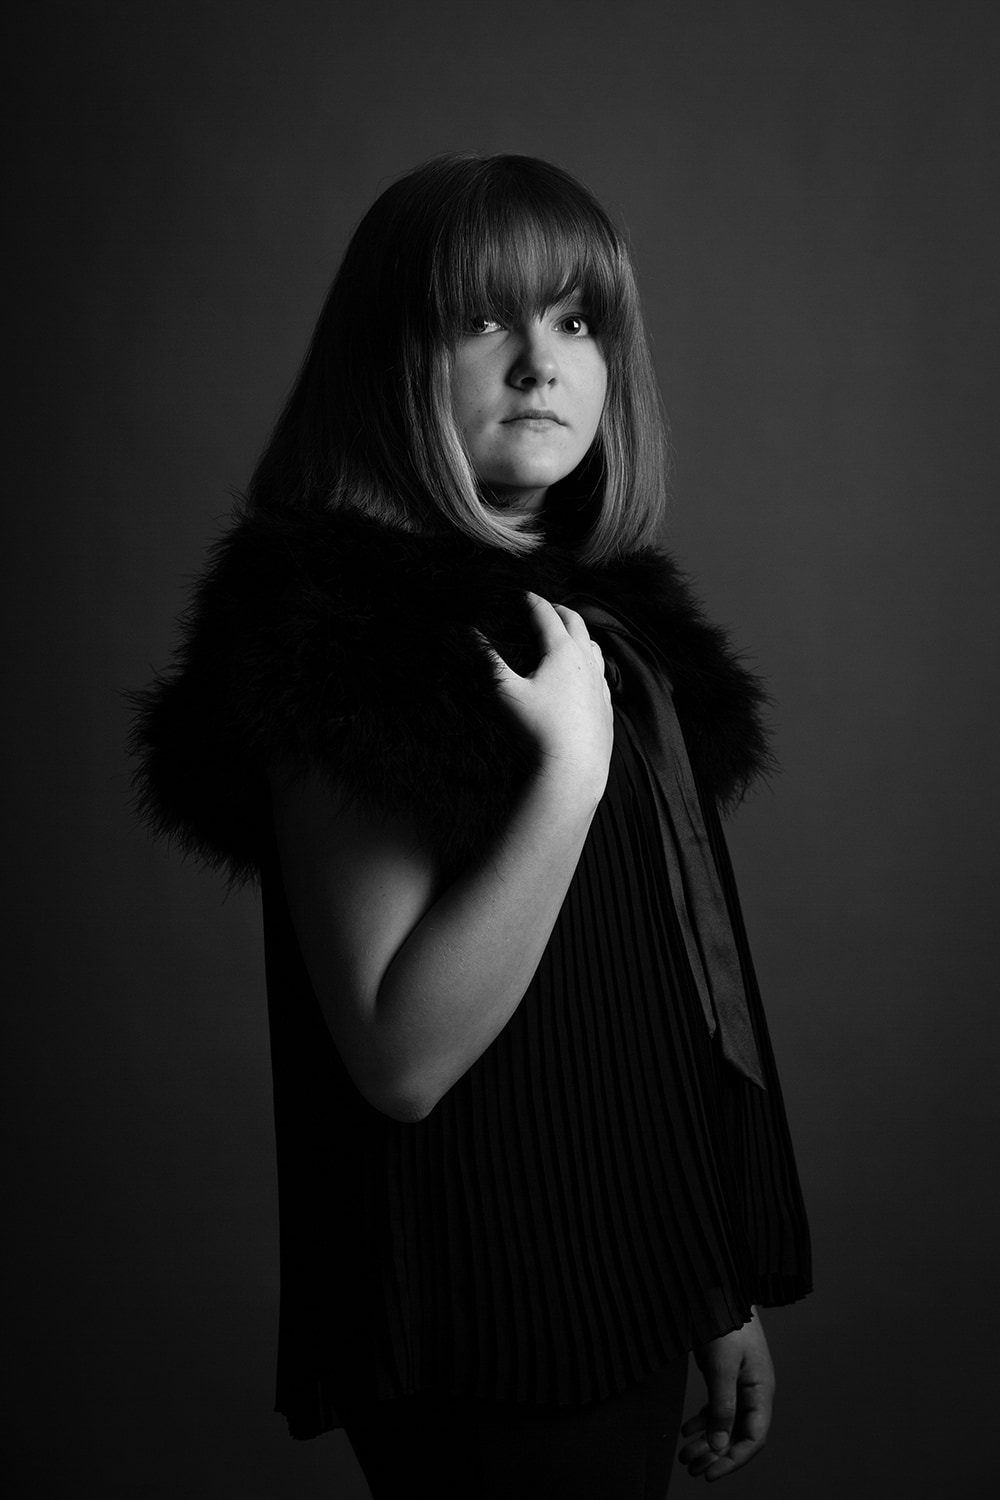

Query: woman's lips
<box><xmin>503</xmin><ymin>410</ymin><xmax>564</xmax><ymax>424</ymax></box>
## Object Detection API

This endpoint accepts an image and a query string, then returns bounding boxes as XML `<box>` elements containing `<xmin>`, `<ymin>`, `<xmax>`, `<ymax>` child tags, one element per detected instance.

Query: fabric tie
<box><xmin>572</xmin><ymin>597</ymin><xmax>766</xmax><ymax>1090</ymax></box>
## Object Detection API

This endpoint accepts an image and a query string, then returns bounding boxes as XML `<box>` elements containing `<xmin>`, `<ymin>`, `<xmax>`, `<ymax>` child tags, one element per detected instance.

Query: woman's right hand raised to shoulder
<box><xmin>271</xmin><ymin>594</ymin><xmax>615</xmax><ymax>1125</ymax></box>
<box><xmin>483</xmin><ymin>592</ymin><xmax>614</xmax><ymax>801</ymax></box>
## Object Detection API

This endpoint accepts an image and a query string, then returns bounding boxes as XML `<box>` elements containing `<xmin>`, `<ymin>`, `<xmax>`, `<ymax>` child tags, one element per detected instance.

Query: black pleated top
<box><xmin>261</xmin><ymin>618</ymin><xmax>811</xmax><ymax>1440</ymax></box>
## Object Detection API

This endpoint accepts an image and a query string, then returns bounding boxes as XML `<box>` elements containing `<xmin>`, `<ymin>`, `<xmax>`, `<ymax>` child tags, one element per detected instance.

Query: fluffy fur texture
<box><xmin>128</xmin><ymin>505</ymin><xmax>774</xmax><ymax>885</ymax></box>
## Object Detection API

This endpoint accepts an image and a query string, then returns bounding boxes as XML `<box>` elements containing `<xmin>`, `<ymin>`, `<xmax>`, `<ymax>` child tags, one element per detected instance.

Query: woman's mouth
<box><xmin>503</xmin><ymin>410</ymin><xmax>564</xmax><ymax>425</ymax></box>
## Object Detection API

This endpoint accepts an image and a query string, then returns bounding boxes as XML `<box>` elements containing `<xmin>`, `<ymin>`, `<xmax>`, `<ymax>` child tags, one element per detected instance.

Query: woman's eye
<box><xmin>558</xmin><ymin>314</ymin><xmax>592</xmax><ymax>336</ymax></box>
<box><xmin>467</xmin><ymin>315</ymin><xmax>504</xmax><ymax>335</ymax></box>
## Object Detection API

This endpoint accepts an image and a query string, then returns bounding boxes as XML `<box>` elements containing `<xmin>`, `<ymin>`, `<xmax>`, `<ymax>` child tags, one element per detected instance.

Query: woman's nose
<box><xmin>508</xmin><ymin>326</ymin><xmax>558</xmax><ymax>387</ymax></box>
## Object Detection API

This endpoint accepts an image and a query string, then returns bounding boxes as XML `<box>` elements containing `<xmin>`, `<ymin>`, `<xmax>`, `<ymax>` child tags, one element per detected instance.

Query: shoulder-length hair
<box><xmin>245</xmin><ymin>153</ymin><xmax>668</xmax><ymax>563</ymax></box>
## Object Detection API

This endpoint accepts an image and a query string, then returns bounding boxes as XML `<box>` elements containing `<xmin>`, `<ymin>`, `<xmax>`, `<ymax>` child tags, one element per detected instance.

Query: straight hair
<box><xmin>246</xmin><ymin>153</ymin><xmax>669</xmax><ymax>563</ymax></box>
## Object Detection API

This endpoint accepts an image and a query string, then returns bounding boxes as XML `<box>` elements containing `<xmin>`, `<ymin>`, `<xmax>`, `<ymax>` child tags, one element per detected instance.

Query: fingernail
<box><xmin>710</xmin><ymin>1431</ymin><xmax>728</xmax><ymax>1452</ymax></box>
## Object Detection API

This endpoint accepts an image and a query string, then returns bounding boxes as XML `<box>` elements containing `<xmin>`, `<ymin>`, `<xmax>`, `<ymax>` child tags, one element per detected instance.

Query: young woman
<box><xmin>131</xmin><ymin>152</ymin><xmax>811</xmax><ymax>1498</ymax></box>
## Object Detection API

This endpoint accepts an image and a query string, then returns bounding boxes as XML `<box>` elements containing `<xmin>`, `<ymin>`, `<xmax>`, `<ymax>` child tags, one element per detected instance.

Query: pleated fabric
<box><xmin>261</xmin><ymin>629</ymin><xmax>811</xmax><ymax>1440</ymax></box>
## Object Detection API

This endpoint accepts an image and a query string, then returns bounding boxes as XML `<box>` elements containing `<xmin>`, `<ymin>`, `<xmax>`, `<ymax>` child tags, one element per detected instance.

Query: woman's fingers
<box><xmin>700</xmin><ymin>1344</ymin><xmax>740</xmax><ymax>1453</ymax></box>
<box><xmin>477</xmin><ymin>602</ymin><xmax>607</xmax><ymax>695</ymax></box>
<box><xmin>550</xmin><ymin>600</ymin><xmax>597</xmax><ymax>651</ymax></box>
<box><xmin>523</xmin><ymin>591</ymin><xmax>576</xmax><ymax>652</ymax></box>
<box><xmin>680</xmin><ymin>1410</ymin><xmax>708</xmax><ymax>1439</ymax></box>
<box><xmin>677</xmin><ymin>1439</ymin><xmax>765</xmax><ymax>1482</ymax></box>
<box><xmin>527</xmin><ymin>592</ymin><xmax>603</xmax><ymax>660</ymax></box>
<box><xmin>678</xmin><ymin>1386</ymin><xmax>771</xmax><ymax>1479</ymax></box>
<box><xmin>473</xmin><ymin>605</ymin><xmax>603</xmax><ymax>682</ymax></box>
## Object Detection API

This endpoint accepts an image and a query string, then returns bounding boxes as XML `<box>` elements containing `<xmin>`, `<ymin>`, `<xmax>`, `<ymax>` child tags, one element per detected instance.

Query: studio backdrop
<box><xmin>6</xmin><ymin>2</ymin><xmax>998</xmax><ymax>1496</ymax></box>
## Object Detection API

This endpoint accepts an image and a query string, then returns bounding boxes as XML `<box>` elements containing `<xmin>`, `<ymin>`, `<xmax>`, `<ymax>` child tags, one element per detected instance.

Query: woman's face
<box><xmin>449</xmin><ymin>298</ymin><xmax>608</xmax><ymax>514</ymax></box>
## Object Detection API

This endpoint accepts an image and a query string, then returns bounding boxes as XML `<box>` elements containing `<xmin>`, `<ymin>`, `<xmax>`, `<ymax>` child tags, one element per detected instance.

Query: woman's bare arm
<box><xmin>269</xmin><ymin>594</ymin><xmax>613</xmax><ymax>1123</ymax></box>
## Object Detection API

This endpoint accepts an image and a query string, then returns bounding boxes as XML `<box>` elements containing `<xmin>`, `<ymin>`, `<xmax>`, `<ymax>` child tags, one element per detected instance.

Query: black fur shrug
<box><xmin>128</xmin><ymin>504</ymin><xmax>773</xmax><ymax>885</ymax></box>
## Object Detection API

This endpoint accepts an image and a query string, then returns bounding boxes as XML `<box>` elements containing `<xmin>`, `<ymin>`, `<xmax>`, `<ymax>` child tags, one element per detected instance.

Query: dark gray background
<box><xmin>7</xmin><ymin>1</ymin><xmax>998</xmax><ymax>1495</ymax></box>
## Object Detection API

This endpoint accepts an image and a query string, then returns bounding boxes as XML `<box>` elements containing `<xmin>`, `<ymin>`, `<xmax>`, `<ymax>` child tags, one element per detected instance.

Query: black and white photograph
<box><xmin>6</xmin><ymin>3</ymin><xmax>997</xmax><ymax>1496</ymax></box>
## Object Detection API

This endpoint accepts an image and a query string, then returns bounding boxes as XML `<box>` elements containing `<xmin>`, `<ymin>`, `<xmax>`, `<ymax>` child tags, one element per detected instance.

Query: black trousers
<box><xmin>342</xmin><ymin>1355</ymin><xmax>689</xmax><ymax>1500</ymax></box>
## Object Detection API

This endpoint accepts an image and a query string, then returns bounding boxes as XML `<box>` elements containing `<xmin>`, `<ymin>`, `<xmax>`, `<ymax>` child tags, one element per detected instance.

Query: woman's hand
<box><xmin>678</xmin><ymin>1309</ymin><xmax>775</xmax><ymax>1483</ymax></box>
<box><xmin>480</xmin><ymin>592</ymin><xmax>614</xmax><ymax>798</ymax></box>
<box><xmin>273</xmin><ymin>595</ymin><xmax>616</xmax><ymax>1122</ymax></box>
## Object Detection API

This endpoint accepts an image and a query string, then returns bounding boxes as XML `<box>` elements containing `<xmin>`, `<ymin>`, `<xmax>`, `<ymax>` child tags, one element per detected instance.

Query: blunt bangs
<box><xmin>427</xmin><ymin>160</ymin><xmax>630</xmax><ymax>345</ymax></box>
